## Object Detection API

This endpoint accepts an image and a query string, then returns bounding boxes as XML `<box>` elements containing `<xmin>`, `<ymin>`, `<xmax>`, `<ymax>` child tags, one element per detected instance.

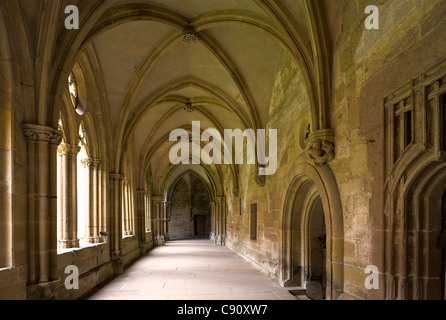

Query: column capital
<box><xmin>109</xmin><ymin>173</ymin><xmax>125</xmax><ymax>182</ymax></box>
<box><xmin>136</xmin><ymin>189</ymin><xmax>147</xmax><ymax>195</ymax></box>
<box><xmin>23</xmin><ymin>124</ymin><xmax>63</xmax><ymax>145</ymax></box>
<box><xmin>80</xmin><ymin>158</ymin><xmax>100</xmax><ymax>168</ymax></box>
<box><xmin>152</xmin><ymin>195</ymin><xmax>164</xmax><ymax>204</ymax></box>
<box><xmin>58</xmin><ymin>143</ymin><xmax>81</xmax><ymax>156</ymax></box>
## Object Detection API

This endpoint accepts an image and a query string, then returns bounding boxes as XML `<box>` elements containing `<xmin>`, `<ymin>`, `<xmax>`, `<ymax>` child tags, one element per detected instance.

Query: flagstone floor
<box><xmin>86</xmin><ymin>239</ymin><xmax>299</xmax><ymax>300</ymax></box>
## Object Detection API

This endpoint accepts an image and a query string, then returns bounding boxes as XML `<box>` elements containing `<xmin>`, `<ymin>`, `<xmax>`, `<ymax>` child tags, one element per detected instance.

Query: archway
<box><xmin>167</xmin><ymin>172</ymin><xmax>211</xmax><ymax>240</ymax></box>
<box><xmin>281</xmin><ymin>162</ymin><xmax>344</xmax><ymax>300</ymax></box>
<box><xmin>306</xmin><ymin>196</ymin><xmax>327</xmax><ymax>300</ymax></box>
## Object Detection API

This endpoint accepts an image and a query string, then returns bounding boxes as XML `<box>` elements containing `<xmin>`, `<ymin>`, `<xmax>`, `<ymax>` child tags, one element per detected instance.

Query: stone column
<box><xmin>109</xmin><ymin>173</ymin><xmax>124</xmax><ymax>273</ymax></box>
<box><xmin>163</xmin><ymin>201</ymin><xmax>171</xmax><ymax>240</ymax></box>
<box><xmin>80</xmin><ymin>158</ymin><xmax>101</xmax><ymax>243</ymax></box>
<box><xmin>214</xmin><ymin>197</ymin><xmax>226</xmax><ymax>246</ymax></box>
<box><xmin>58</xmin><ymin>143</ymin><xmax>81</xmax><ymax>249</ymax></box>
<box><xmin>23</xmin><ymin>124</ymin><xmax>63</xmax><ymax>299</ymax></box>
<box><xmin>136</xmin><ymin>189</ymin><xmax>147</xmax><ymax>254</ymax></box>
<box><xmin>122</xmin><ymin>180</ymin><xmax>128</xmax><ymax>236</ymax></box>
<box><xmin>209</xmin><ymin>201</ymin><xmax>216</xmax><ymax>241</ymax></box>
<box><xmin>129</xmin><ymin>183</ymin><xmax>134</xmax><ymax>236</ymax></box>
<box><xmin>152</xmin><ymin>196</ymin><xmax>165</xmax><ymax>246</ymax></box>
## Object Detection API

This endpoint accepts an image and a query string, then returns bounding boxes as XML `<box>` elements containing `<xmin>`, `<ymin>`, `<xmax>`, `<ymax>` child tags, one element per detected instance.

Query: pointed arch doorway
<box><xmin>281</xmin><ymin>163</ymin><xmax>344</xmax><ymax>300</ymax></box>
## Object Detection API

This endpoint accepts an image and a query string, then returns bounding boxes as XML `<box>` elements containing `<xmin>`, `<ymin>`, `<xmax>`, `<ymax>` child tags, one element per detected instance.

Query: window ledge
<box><xmin>57</xmin><ymin>242</ymin><xmax>107</xmax><ymax>255</ymax></box>
<box><xmin>0</xmin><ymin>266</ymin><xmax>14</xmax><ymax>272</ymax></box>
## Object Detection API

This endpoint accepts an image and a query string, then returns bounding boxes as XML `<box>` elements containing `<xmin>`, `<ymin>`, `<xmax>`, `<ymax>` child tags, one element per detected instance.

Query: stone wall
<box><xmin>169</xmin><ymin>175</ymin><xmax>211</xmax><ymax>240</ymax></box>
<box><xmin>226</xmin><ymin>50</ymin><xmax>313</xmax><ymax>281</ymax></box>
<box><xmin>225</xmin><ymin>0</ymin><xmax>446</xmax><ymax>300</ymax></box>
<box><xmin>169</xmin><ymin>179</ymin><xmax>192</xmax><ymax>239</ymax></box>
<box><xmin>331</xmin><ymin>0</ymin><xmax>446</xmax><ymax>300</ymax></box>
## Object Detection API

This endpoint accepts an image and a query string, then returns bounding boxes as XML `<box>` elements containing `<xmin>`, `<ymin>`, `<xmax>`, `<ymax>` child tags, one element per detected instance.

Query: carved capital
<box><xmin>136</xmin><ymin>189</ymin><xmax>147</xmax><ymax>196</ymax></box>
<box><xmin>58</xmin><ymin>143</ymin><xmax>81</xmax><ymax>156</ymax></box>
<box><xmin>109</xmin><ymin>173</ymin><xmax>124</xmax><ymax>182</ymax></box>
<box><xmin>80</xmin><ymin>158</ymin><xmax>100</xmax><ymax>168</ymax></box>
<box><xmin>23</xmin><ymin>124</ymin><xmax>62</xmax><ymax>145</ymax></box>
<box><xmin>232</xmin><ymin>188</ymin><xmax>239</xmax><ymax>198</ymax></box>
<box><xmin>305</xmin><ymin>129</ymin><xmax>335</xmax><ymax>166</ymax></box>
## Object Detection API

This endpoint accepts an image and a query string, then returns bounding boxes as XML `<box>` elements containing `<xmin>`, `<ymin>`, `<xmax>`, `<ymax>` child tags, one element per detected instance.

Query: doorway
<box><xmin>194</xmin><ymin>215</ymin><xmax>207</xmax><ymax>237</ymax></box>
<box><xmin>306</xmin><ymin>197</ymin><xmax>327</xmax><ymax>300</ymax></box>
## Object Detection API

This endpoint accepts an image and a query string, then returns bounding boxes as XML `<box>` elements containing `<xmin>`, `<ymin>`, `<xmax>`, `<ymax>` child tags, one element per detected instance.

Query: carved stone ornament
<box><xmin>232</xmin><ymin>188</ymin><xmax>239</xmax><ymax>198</ymax></box>
<box><xmin>184</xmin><ymin>102</ymin><xmax>195</xmax><ymax>113</ymax></box>
<box><xmin>109</xmin><ymin>173</ymin><xmax>125</xmax><ymax>182</ymax></box>
<box><xmin>306</xmin><ymin>139</ymin><xmax>335</xmax><ymax>166</ymax></box>
<box><xmin>182</xmin><ymin>31</ymin><xmax>198</xmax><ymax>44</ymax></box>
<box><xmin>23</xmin><ymin>124</ymin><xmax>63</xmax><ymax>146</ymax></box>
<box><xmin>255</xmin><ymin>174</ymin><xmax>266</xmax><ymax>187</ymax></box>
<box><xmin>80</xmin><ymin>158</ymin><xmax>100</xmax><ymax>168</ymax></box>
<box><xmin>58</xmin><ymin>143</ymin><xmax>81</xmax><ymax>156</ymax></box>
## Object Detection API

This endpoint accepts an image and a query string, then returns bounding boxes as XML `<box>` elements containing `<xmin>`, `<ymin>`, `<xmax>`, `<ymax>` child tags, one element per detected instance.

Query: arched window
<box><xmin>68</xmin><ymin>72</ymin><xmax>79</xmax><ymax>111</ymax></box>
<box><xmin>122</xmin><ymin>157</ymin><xmax>135</xmax><ymax>238</ymax></box>
<box><xmin>77</xmin><ymin>123</ymin><xmax>89</xmax><ymax>244</ymax></box>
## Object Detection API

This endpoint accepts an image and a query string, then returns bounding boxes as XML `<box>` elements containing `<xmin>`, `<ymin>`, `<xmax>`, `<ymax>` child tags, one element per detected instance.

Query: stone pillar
<box><xmin>163</xmin><ymin>201</ymin><xmax>171</xmax><ymax>240</ymax></box>
<box><xmin>80</xmin><ymin>158</ymin><xmax>101</xmax><ymax>243</ymax></box>
<box><xmin>129</xmin><ymin>183</ymin><xmax>134</xmax><ymax>236</ymax></box>
<box><xmin>109</xmin><ymin>173</ymin><xmax>124</xmax><ymax>273</ymax></box>
<box><xmin>23</xmin><ymin>124</ymin><xmax>63</xmax><ymax>299</ymax></box>
<box><xmin>209</xmin><ymin>201</ymin><xmax>216</xmax><ymax>241</ymax></box>
<box><xmin>136</xmin><ymin>189</ymin><xmax>147</xmax><ymax>255</ymax></box>
<box><xmin>58</xmin><ymin>143</ymin><xmax>81</xmax><ymax>249</ymax></box>
<box><xmin>214</xmin><ymin>197</ymin><xmax>226</xmax><ymax>246</ymax></box>
<box><xmin>152</xmin><ymin>196</ymin><xmax>165</xmax><ymax>246</ymax></box>
<box><xmin>122</xmin><ymin>180</ymin><xmax>129</xmax><ymax>236</ymax></box>
<box><xmin>98</xmin><ymin>167</ymin><xmax>107</xmax><ymax>243</ymax></box>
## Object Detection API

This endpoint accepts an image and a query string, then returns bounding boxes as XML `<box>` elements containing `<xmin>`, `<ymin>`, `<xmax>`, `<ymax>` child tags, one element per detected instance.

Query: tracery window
<box><xmin>68</xmin><ymin>72</ymin><xmax>79</xmax><ymax>110</ymax></box>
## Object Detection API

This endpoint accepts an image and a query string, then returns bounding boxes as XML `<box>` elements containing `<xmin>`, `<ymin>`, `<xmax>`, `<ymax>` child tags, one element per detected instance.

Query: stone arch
<box><xmin>385</xmin><ymin>162</ymin><xmax>446</xmax><ymax>300</ymax></box>
<box><xmin>281</xmin><ymin>162</ymin><xmax>344</xmax><ymax>300</ymax></box>
<box><xmin>165</xmin><ymin>172</ymin><xmax>212</xmax><ymax>240</ymax></box>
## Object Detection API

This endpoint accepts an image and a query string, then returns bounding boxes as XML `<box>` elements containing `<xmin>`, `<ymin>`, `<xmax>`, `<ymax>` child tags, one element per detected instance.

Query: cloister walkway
<box><xmin>87</xmin><ymin>239</ymin><xmax>298</xmax><ymax>300</ymax></box>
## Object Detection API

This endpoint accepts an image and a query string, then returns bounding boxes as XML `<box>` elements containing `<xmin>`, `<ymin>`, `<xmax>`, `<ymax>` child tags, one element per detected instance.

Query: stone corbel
<box><xmin>255</xmin><ymin>165</ymin><xmax>266</xmax><ymax>187</ymax></box>
<box><xmin>305</xmin><ymin>129</ymin><xmax>335</xmax><ymax>166</ymax></box>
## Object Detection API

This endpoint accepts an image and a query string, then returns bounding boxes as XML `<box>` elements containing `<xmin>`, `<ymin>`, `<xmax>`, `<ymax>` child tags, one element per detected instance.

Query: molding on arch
<box><xmin>280</xmin><ymin>160</ymin><xmax>344</xmax><ymax>300</ymax></box>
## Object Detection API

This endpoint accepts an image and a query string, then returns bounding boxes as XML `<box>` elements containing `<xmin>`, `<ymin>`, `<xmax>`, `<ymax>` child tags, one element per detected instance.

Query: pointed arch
<box><xmin>281</xmin><ymin>161</ymin><xmax>344</xmax><ymax>300</ymax></box>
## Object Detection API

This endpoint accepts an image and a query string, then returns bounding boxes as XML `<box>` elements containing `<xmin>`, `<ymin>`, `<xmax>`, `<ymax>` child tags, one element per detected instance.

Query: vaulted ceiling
<box><xmin>58</xmin><ymin>0</ymin><xmax>332</xmax><ymax>194</ymax></box>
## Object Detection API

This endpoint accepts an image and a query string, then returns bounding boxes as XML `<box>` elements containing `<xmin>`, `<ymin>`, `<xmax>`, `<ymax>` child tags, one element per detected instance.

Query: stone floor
<box><xmin>86</xmin><ymin>239</ymin><xmax>300</xmax><ymax>300</ymax></box>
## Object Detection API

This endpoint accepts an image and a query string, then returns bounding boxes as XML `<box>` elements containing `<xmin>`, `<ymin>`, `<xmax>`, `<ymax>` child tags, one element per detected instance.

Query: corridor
<box><xmin>87</xmin><ymin>239</ymin><xmax>297</xmax><ymax>300</ymax></box>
